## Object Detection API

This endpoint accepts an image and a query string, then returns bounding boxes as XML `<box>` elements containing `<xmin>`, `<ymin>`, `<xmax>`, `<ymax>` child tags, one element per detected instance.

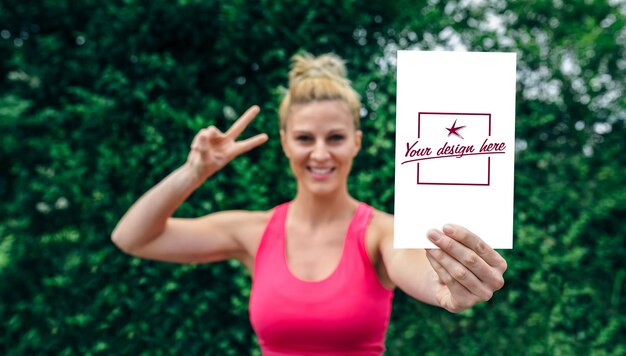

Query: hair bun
<box><xmin>278</xmin><ymin>51</ymin><xmax>361</xmax><ymax>129</ymax></box>
<box><xmin>289</xmin><ymin>52</ymin><xmax>349</xmax><ymax>86</ymax></box>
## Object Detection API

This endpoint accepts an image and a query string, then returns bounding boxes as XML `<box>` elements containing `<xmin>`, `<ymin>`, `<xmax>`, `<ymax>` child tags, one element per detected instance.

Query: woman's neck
<box><xmin>290</xmin><ymin>189</ymin><xmax>358</xmax><ymax>227</ymax></box>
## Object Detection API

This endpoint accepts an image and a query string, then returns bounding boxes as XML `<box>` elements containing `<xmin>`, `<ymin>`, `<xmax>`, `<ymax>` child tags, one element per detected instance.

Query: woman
<box><xmin>112</xmin><ymin>53</ymin><xmax>507</xmax><ymax>355</ymax></box>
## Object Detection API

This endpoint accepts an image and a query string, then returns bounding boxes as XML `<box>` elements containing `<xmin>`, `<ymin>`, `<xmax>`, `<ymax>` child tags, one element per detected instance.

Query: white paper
<box><xmin>393</xmin><ymin>50</ymin><xmax>516</xmax><ymax>249</ymax></box>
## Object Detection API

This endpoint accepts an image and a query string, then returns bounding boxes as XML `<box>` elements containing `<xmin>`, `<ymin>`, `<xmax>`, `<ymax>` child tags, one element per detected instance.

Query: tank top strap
<box><xmin>344</xmin><ymin>202</ymin><xmax>384</xmax><ymax>290</ymax></box>
<box><xmin>264</xmin><ymin>202</ymin><xmax>289</xmax><ymax>242</ymax></box>
<box><xmin>347</xmin><ymin>202</ymin><xmax>374</xmax><ymax>245</ymax></box>
<box><xmin>253</xmin><ymin>202</ymin><xmax>290</xmax><ymax>278</ymax></box>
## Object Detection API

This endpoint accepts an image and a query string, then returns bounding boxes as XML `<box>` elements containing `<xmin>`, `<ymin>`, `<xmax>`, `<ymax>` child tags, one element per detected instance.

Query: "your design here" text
<box><xmin>401</xmin><ymin>138</ymin><xmax>506</xmax><ymax>165</ymax></box>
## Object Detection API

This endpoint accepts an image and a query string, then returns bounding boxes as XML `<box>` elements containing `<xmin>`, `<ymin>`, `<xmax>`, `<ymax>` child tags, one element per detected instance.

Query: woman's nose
<box><xmin>310</xmin><ymin>141</ymin><xmax>331</xmax><ymax>161</ymax></box>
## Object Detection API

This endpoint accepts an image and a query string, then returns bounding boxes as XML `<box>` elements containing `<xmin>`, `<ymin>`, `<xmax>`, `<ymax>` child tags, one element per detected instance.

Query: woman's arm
<box><xmin>380</xmin><ymin>222</ymin><xmax>507</xmax><ymax>312</ymax></box>
<box><xmin>378</xmin><ymin>227</ymin><xmax>440</xmax><ymax>306</ymax></box>
<box><xmin>111</xmin><ymin>105</ymin><xmax>268</xmax><ymax>264</ymax></box>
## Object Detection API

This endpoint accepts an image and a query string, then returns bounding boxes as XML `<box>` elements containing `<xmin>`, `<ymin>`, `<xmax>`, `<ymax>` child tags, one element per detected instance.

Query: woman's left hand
<box><xmin>425</xmin><ymin>224</ymin><xmax>507</xmax><ymax>313</ymax></box>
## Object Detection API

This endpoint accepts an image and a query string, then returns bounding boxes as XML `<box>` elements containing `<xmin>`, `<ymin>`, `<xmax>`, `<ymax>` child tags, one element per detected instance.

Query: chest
<box><xmin>285</xmin><ymin>223</ymin><xmax>347</xmax><ymax>281</ymax></box>
<box><xmin>249</xmin><ymin>209</ymin><xmax>394</xmax><ymax>353</ymax></box>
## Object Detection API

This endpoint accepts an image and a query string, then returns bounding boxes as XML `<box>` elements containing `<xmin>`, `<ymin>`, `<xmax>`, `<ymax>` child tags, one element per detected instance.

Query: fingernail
<box><xmin>443</xmin><ymin>224</ymin><xmax>455</xmax><ymax>235</ymax></box>
<box><xmin>428</xmin><ymin>230</ymin><xmax>441</xmax><ymax>242</ymax></box>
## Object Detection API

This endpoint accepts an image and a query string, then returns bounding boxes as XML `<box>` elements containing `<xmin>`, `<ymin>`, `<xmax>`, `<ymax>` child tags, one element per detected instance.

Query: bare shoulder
<box><xmin>365</xmin><ymin>208</ymin><xmax>396</xmax><ymax>289</ymax></box>
<box><xmin>367</xmin><ymin>208</ymin><xmax>396</xmax><ymax>261</ymax></box>
<box><xmin>368</xmin><ymin>208</ymin><xmax>394</xmax><ymax>243</ymax></box>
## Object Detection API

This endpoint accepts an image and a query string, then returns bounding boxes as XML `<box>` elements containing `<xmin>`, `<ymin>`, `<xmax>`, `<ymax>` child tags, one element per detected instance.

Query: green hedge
<box><xmin>1</xmin><ymin>0</ymin><xmax>625</xmax><ymax>354</ymax></box>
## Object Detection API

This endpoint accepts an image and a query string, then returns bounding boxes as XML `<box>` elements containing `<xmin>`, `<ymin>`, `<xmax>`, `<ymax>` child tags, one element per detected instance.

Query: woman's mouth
<box><xmin>307</xmin><ymin>166</ymin><xmax>335</xmax><ymax>179</ymax></box>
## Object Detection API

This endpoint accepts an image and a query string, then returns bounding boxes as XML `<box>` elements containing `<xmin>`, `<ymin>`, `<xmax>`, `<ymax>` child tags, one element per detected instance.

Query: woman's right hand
<box><xmin>186</xmin><ymin>105</ymin><xmax>268</xmax><ymax>183</ymax></box>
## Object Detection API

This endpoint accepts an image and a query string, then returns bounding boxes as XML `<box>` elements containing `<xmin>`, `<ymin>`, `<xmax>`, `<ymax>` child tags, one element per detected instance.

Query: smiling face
<box><xmin>280</xmin><ymin>100</ymin><xmax>362</xmax><ymax>197</ymax></box>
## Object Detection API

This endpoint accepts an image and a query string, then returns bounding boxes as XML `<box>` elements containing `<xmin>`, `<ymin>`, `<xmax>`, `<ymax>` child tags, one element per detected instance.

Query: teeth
<box><xmin>310</xmin><ymin>167</ymin><xmax>332</xmax><ymax>174</ymax></box>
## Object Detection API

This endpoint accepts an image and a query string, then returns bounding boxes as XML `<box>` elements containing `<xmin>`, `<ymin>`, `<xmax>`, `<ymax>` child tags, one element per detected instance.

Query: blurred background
<box><xmin>1</xmin><ymin>0</ymin><xmax>625</xmax><ymax>354</ymax></box>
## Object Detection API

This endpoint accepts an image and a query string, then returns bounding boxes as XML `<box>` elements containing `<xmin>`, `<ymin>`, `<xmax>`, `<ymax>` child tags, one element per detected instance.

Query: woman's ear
<box><xmin>353</xmin><ymin>130</ymin><xmax>363</xmax><ymax>157</ymax></box>
<box><xmin>280</xmin><ymin>129</ymin><xmax>290</xmax><ymax>158</ymax></box>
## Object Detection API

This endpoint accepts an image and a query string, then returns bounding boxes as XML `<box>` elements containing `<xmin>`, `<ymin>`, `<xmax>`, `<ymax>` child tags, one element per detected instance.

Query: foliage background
<box><xmin>1</xmin><ymin>0</ymin><xmax>625</xmax><ymax>354</ymax></box>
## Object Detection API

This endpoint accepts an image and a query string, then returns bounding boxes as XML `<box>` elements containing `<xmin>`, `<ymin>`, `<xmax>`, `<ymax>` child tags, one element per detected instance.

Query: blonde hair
<box><xmin>278</xmin><ymin>52</ymin><xmax>361</xmax><ymax>129</ymax></box>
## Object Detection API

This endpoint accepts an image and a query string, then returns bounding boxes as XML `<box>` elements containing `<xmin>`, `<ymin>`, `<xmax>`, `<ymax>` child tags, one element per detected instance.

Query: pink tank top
<box><xmin>249</xmin><ymin>202</ymin><xmax>394</xmax><ymax>355</ymax></box>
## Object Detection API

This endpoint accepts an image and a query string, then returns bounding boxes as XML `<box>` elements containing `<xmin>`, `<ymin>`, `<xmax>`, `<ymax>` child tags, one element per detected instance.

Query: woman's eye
<box><xmin>296</xmin><ymin>135</ymin><xmax>312</xmax><ymax>142</ymax></box>
<box><xmin>329</xmin><ymin>135</ymin><xmax>345</xmax><ymax>142</ymax></box>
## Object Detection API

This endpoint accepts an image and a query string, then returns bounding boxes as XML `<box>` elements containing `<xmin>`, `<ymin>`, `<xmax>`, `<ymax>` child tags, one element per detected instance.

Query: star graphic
<box><xmin>445</xmin><ymin>119</ymin><xmax>466</xmax><ymax>139</ymax></box>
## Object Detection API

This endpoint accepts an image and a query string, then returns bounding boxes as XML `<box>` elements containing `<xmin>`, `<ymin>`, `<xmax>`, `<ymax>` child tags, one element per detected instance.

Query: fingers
<box><xmin>426</xmin><ymin>247</ymin><xmax>495</xmax><ymax>302</ymax></box>
<box><xmin>190</xmin><ymin>128</ymin><xmax>210</xmax><ymax>161</ymax></box>
<box><xmin>428</xmin><ymin>226</ymin><xmax>504</xmax><ymax>292</ymax></box>
<box><xmin>191</xmin><ymin>126</ymin><xmax>222</xmax><ymax>147</ymax></box>
<box><xmin>425</xmin><ymin>252</ymin><xmax>476</xmax><ymax>312</ymax></box>
<box><xmin>225</xmin><ymin>105</ymin><xmax>261</xmax><ymax>140</ymax></box>
<box><xmin>190</xmin><ymin>127</ymin><xmax>222</xmax><ymax>161</ymax></box>
<box><xmin>186</xmin><ymin>107</ymin><xmax>267</xmax><ymax>177</ymax></box>
<box><xmin>442</xmin><ymin>224</ymin><xmax>508</xmax><ymax>274</ymax></box>
<box><xmin>230</xmin><ymin>133</ymin><xmax>268</xmax><ymax>157</ymax></box>
<box><xmin>425</xmin><ymin>251</ymin><xmax>467</xmax><ymax>294</ymax></box>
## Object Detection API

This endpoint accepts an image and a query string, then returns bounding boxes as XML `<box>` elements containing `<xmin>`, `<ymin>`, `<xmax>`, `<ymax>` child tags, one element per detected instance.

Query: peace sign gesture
<box><xmin>187</xmin><ymin>105</ymin><xmax>268</xmax><ymax>182</ymax></box>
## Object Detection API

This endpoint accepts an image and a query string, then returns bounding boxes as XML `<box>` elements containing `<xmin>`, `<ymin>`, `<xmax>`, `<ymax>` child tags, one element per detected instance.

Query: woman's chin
<box><xmin>299</xmin><ymin>180</ymin><xmax>342</xmax><ymax>197</ymax></box>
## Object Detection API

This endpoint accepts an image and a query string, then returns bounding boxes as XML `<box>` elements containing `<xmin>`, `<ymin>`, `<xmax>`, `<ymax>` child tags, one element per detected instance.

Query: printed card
<box><xmin>394</xmin><ymin>51</ymin><xmax>516</xmax><ymax>249</ymax></box>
